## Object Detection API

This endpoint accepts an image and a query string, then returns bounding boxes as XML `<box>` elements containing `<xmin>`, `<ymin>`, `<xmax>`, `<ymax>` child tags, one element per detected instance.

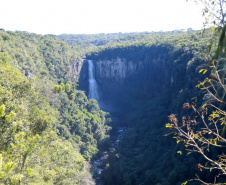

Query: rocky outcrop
<box><xmin>69</xmin><ymin>59</ymin><xmax>84</xmax><ymax>82</ymax></box>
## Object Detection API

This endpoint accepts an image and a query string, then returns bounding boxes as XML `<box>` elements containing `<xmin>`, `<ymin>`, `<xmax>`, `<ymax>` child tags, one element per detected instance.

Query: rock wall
<box><xmin>78</xmin><ymin>60</ymin><xmax>89</xmax><ymax>93</ymax></box>
<box><xmin>68</xmin><ymin>59</ymin><xmax>84</xmax><ymax>82</ymax></box>
<box><xmin>91</xmin><ymin>56</ymin><xmax>170</xmax><ymax>111</ymax></box>
<box><xmin>95</xmin><ymin>58</ymin><xmax>141</xmax><ymax>82</ymax></box>
<box><xmin>95</xmin><ymin>57</ymin><xmax>169</xmax><ymax>86</ymax></box>
<box><xmin>78</xmin><ymin>47</ymin><xmax>193</xmax><ymax>112</ymax></box>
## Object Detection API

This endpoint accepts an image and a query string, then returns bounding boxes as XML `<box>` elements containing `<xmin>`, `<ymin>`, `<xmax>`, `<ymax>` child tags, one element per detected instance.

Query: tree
<box><xmin>166</xmin><ymin>60</ymin><xmax>226</xmax><ymax>184</ymax></box>
<box><xmin>166</xmin><ymin>1</ymin><xmax>226</xmax><ymax>184</ymax></box>
<box><xmin>191</xmin><ymin>0</ymin><xmax>226</xmax><ymax>60</ymax></box>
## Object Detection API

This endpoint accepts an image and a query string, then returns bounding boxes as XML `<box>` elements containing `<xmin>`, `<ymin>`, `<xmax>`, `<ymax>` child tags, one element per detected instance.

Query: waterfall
<box><xmin>88</xmin><ymin>60</ymin><xmax>100</xmax><ymax>101</ymax></box>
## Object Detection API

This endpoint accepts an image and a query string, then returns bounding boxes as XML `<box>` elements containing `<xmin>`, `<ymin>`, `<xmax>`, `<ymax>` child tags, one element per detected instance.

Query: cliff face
<box><xmin>78</xmin><ymin>46</ymin><xmax>194</xmax><ymax>111</ymax></box>
<box><xmin>95</xmin><ymin>58</ymin><xmax>129</xmax><ymax>82</ymax></box>
<box><xmin>78</xmin><ymin>60</ymin><xmax>89</xmax><ymax>93</ymax></box>
<box><xmin>89</xmin><ymin>56</ymin><xmax>171</xmax><ymax>111</ymax></box>
<box><xmin>95</xmin><ymin>57</ymin><xmax>169</xmax><ymax>85</ymax></box>
<box><xmin>68</xmin><ymin>59</ymin><xmax>84</xmax><ymax>82</ymax></box>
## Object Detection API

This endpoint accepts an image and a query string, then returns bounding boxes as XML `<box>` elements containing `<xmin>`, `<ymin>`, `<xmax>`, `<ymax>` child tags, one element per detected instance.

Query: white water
<box><xmin>88</xmin><ymin>60</ymin><xmax>100</xmax><ymax>101</ymax></box>
<box><xmin>88</xmin><ymin>60</ymin><xmax>127</xmax><ymax>184</ymax></box>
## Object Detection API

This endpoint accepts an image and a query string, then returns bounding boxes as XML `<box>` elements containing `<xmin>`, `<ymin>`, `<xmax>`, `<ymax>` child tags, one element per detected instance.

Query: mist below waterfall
<box><xmin>87</xmin><ymin>59</ymin><xmax>126</xmax><ymax>112</ymax></box>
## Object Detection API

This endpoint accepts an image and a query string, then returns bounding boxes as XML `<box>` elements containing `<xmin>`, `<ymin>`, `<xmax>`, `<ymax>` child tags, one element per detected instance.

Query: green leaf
<box><xmin>199</xmin><ymin>69</ymin><xmax>204</xmax><ymax>73</ymax></box>
<box><xmin>5</xmin><ymin>111</ymin><xmax>16</xmax><ymax>123</ymax></box>
<box><xmin>0</xmin><ymin>104</ymin><xmax>5</xmax><ymax>117</ymax></box>
<box><xmin>177</xmin><ymin>151</ymin><xmax>182</xmax><ymax>155</ymax></box>
<box><xmin>165</xmin><ymin>123</ymin><xmax>172</xmax><ymax>128</ymax></box>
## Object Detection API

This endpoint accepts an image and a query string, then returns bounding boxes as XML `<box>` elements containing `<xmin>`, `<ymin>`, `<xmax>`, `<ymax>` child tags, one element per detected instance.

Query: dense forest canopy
<box><xmin>0</xmin><ymin>30</ymin><xmax>112</xmax><ymax>184</ymax></box>
<box><xmin>0</xmin><ymin>2</ymin><xmax>225</xmax><ymax>183</ymax></box>
<box><xmin>59</xmin><ymin>27</ymin><xmax>226</xmax><ymax>184</ymax></box>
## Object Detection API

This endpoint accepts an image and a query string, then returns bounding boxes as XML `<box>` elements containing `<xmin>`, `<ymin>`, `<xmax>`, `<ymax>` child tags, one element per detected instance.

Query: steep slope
<box><xmin>1</xmin><ymin>29</ymin><xmax>220</xmax><ymax>184</ymax></box>
<box><xmin>80</xmin><ymin>31</ymin><xmax>210</xmax><ymax>111</ymax></box>
<box><xmin>0</xmin><ymin>30</ymin><xmax>112</xmax><ymax>184</ymax></box>
<box><xmin>0</xmin><ymin>59</ymin><xmax>87</xmax><ymax>184</ymax></box>
<box><xmin>77</xmin><ymin>31</ymin><xmax>218</xmax><ymax>184</ymax></box>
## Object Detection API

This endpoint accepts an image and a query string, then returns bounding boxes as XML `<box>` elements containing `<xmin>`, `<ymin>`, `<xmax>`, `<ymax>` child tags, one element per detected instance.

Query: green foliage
<box><xmin>53</xmin><ymin>84</ymin><xmax>64</xmax><ymax>93</ymax></box>
<box><xmin>189</xmin><ymin>0</ymin><xmax>226</xmax><ymax>63</ymax></box>
<box><xmin>87</xmin><ymin>30</ymin><xmax>213</xmax><ymax>62</ymax></box>
<box><xmin>55</xmin><ymin>90</ymin><xmax>111</xmax><ymax>160</ymax></box>
<box><xmin>64</xmin><ymin>83</ymin><xmax>71</xmax><ymax>92</ymax></box>
<box><xmin>0</xmin><ymin>105</ymin><xmax>5</xmax><ymax>117</ymax></box>
<box><xmin>0</xmin><ymin>31</ymin><xmax>112</xmax><ymax>184</ymax></box>
<box><xmin>1</xmin><ymin>24</ymin><xmax>222</xmax><ymax>185</ymax></box>
<box><xmin>0</xmin><ymin>30</ymin><xmax>81</xmax><ymax>83</ymax></box>
<box><xmin>0</xmin><ymin>59</ymin><xmax>89</xmax><ymax>184</ymax></box>
<box><xmin>84</xmin><ymin>30</ymin><xmax>225</xmax><ymax>185</ymax></box>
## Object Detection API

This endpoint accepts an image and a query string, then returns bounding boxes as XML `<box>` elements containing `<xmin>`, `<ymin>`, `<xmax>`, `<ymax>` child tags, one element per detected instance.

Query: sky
<box><xmin>0</xmin><ymin>0</ymin><xmax>204</xmax><ymax>35</ymax></box>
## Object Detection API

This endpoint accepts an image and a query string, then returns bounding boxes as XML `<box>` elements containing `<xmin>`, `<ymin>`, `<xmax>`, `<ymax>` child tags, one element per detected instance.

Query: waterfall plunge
<box><xmin>88</xmin><ymin>60</ymin><xmax>100</xmax><ymax>101</ymax></box>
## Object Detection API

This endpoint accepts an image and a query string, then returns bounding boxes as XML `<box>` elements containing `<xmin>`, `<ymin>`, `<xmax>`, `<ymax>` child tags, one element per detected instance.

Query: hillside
<box><xmin>0</xmin><ymin>28</ymin><xmax>225</xmax><ymax>185</ymax></box>
<box><xmin>0</xmin><ymin>30</ymin><xmax>111</xmax><ymax>184</ymax></box>
<box><xmin>76</xmin><ymin>30</ymin><xmax>225</xmax><ymax>184</ymax></box>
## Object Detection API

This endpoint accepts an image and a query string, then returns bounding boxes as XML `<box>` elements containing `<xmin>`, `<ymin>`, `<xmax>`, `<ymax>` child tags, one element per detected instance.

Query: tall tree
<box><xmin>166</xmin><ymin>0</ymin><xmax>226</xmax><ymax>184</ymax></box>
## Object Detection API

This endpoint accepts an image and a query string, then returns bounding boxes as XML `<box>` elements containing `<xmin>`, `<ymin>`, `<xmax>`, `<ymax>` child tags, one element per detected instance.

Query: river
<box><xmin>91</xmin><ymin>114</ymin><xmax>127</xmax><ymax>185</ymax></box>
<box><xmin>87</xmin><ymin>60</ymin><xmax>127</xmax><ymax>184</ymax></box>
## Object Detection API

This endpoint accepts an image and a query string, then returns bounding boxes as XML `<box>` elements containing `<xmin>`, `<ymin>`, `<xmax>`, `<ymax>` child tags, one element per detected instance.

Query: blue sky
<box><xmin>0</xmin><ymin>0</ymin><xmax>204</xmax><ymax>35</ymax></box>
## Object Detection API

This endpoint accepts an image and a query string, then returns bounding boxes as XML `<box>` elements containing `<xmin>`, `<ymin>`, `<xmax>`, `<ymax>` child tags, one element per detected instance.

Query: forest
<box><xmin>0</xmin><ymin>1</ymin><xmax>225</xmax><ymax>184</ymax></box>
<box><xmin>0</xmin><ymin>30</ymin><xmax>112</xmax><ymax>184</ymax></box>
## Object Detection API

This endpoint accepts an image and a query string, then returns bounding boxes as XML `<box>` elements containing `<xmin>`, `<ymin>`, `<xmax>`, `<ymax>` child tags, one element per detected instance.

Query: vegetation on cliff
<box><xmin>0</xmin><ymin>1</ymin><xmax>225</xmax><ymax>183</ymax></box>
<box><xmin>75</xmin><ymin>27</ymin><xmax>226</xmax><ymax>185</ymax></box>
<box><xmin>0</xmin><ymin>30</ymin><xmax>111</xmax><ymax>184</ymax></box>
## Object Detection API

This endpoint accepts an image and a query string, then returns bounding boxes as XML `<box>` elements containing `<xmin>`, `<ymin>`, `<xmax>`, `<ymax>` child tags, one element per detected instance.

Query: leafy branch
<box><xmin>166</xmin><ymin>61</ymin><xmax>226</xmax><ymax>184</ymax></box>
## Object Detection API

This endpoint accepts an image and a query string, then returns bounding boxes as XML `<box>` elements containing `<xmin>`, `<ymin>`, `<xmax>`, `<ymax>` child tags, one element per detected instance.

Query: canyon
<box><xmin>77</xmin><ymin>46</ymin><xmax>195</xmax><ymax>113</ymax></box>
<box><xmin>74</xmin><ymin>43</ymin><xmax>207</xmax><ymax>184</ymax></box>
<box><xmin>1</xmin><ymin>29</ymin><xmax>225</xmax><ymax>185</ymax></box>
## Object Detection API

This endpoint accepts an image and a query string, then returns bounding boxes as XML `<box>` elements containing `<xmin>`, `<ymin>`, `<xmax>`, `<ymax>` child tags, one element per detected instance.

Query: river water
<box><xmin>87</xmin><ymin>60</ymin><xmax>127</xmax><ymax>184</ymax></box>
<box><xmin>91</xmin><ymin>115</ymin><xmax>127</xmax><ymax>185</ymax></box>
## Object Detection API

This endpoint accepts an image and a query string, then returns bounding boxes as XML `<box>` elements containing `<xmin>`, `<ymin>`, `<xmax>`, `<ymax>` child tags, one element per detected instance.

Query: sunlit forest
<box><xmin>0</xmin><ymin>0</ymin><xmax>225</xmax><ymax>184</ymax></box>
